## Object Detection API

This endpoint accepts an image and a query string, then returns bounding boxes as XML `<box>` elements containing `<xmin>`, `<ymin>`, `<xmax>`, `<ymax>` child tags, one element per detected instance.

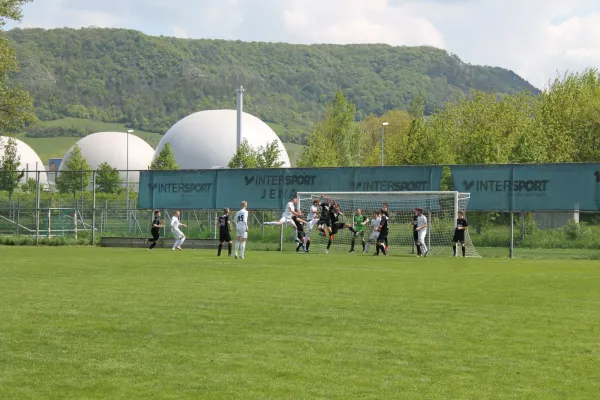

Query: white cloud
<box><xmin>8</xmin><ymin>0</ymin><xmax>600</xmax><ymax>88</ymax></box>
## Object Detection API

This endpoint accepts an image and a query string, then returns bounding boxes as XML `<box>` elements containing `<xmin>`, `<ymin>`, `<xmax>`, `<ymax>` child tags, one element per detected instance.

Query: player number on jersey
<box><xmin>237</xmin><ymin>215</ymin><xmax>244</xmax><ymax>222</ymax></box>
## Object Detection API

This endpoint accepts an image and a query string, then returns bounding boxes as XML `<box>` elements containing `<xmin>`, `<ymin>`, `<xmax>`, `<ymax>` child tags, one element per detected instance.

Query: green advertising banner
<box><xmin>451</xmin><ymin>163</ymin><xmax>600</xmax><ymax>211</ymax></box>
<box><xmin>138</xmin><ymin>166</ymin><xmax>443</xmax><ymax>210</ymax></box>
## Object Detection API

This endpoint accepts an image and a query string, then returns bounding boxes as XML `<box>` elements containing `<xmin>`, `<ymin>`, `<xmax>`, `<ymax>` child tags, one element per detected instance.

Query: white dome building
<box><xmin>154</xmin><ymin>110</ymin><xmax>290</xmax><ymax>169</ymax></box>
<box><xmin>0</xmin><ymin>137</ymin><xmax>48</xmax><ymax>186</ymax></box>
<box><xmin>59</xmin><ymin>132</ymin><xmax>155</xmax><ymax>183</ymax></box>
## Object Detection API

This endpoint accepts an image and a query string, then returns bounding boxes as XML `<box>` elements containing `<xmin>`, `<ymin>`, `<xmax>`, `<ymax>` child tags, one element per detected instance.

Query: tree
<box><xmin>20</xmin><ymin>177</ymin><xmax>36</xmax><ymax>193</ymax></box>
<box><xmin>228</xmin><ymin>139</ymin><xmax>285</xmax><ymax>168</ymax></box>
<box><xmin>150</xmin><ymin>143</ymin><xmax>179</xmax><ymax>170</ymax></box>
<box><xmin>56</xmin><ymin>144</ymin><xmax>92</xmax><ymax>196</ymax></box>
<box><xmin>1</xmin><ymin>1</ymin><xmax>36</xmax><ymax>134</ymax></box>
<box><xmin>0</xmin><ymin>136</ymin><xmax>24</xmax><ymax>198</ymax></box>
<box><xmin>96</xmin><ymin>161</ymin><xmax>122</xmax><ymax>193</ymax></box>
<box><xmin>298</xmin><ymin>90</ymin><xmax>363</xmax><ymax>167</ymax></box>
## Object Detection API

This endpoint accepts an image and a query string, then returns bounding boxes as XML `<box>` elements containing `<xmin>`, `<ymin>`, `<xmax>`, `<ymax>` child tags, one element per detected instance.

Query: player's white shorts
<box><xmin>369</xmin><ymin>231</ymin><xmax>379</xmax><ymax>241</ymax></box>
<box><xmin>236</xmin><ymin>227</ymin><xmax>248</xmax><ymax>239</ymax></box>
<box><xmin>171</xmin><ymin>229</ymin><xmax>185</xmax><ymax>239</ymax></box>
<box><xmin>278</xmin><ymin>216</ymin><xmax>294</xmax><ymax>227</ymax></box>
<box><xmin>307</xmin><ymin>219</ymin><xmax>318</xmax><ymax>235</ymax></box>
<box><xmin>418</xmin><ymin>229</ymin><xmax>427</xmax><ymax>243</ymax></box>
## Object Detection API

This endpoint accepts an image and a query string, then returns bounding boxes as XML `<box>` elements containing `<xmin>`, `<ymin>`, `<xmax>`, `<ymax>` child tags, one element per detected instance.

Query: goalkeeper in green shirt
<box><xmin>349</xmin><ymin>209</ymin><xmax>369</xmax><ymax>253</ymax></box>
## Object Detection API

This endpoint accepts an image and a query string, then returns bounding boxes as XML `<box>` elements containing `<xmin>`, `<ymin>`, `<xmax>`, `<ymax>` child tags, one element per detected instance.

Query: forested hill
<box><xmin>6</xmin><ymin>28</ymin><xmax>538</xmax><ymax>143</ymax></box>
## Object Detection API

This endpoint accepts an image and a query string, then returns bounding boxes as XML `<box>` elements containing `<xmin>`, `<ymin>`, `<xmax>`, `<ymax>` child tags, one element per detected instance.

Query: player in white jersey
<box><xmin>170</xmin><ymin>210</ymin><xmax>187</xmax><ymax>251</ymax></box>
<box><xmin>234</xmin><ymin>201</ymin><xmax>249</xmax><ymax>259</ymax></box>
<box><xmin>415</xmin><ymin>207</ymin><xmax>429</xmax><ymax>256</ymax></box>
<box><xmin>364</xmin><ymin>211</ymin><xmax>381</xmax><ymax>253</ymax></box>
<box><xmin>264</xmin><ymin>197</ymin><xmax>301</xmax><ymax>231</ymax></box>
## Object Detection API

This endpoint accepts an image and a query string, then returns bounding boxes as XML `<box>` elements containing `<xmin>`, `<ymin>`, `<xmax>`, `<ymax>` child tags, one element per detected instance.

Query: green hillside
<box><xmin>7</xmin><ymin>28</ymin><xmax>537</xmax><ymax>144</ymax></box>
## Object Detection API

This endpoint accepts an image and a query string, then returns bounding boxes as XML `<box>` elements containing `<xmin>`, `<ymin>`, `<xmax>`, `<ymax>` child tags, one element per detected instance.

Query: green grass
<box><xmin>1</xmin><ymin>247</ymin><xmax>599</xmax><ymax>399</ymax></box>
<box><xmin>18</xmin><ymin>118</ymin><xmax>303</xmax><ymax>166</ymax></box>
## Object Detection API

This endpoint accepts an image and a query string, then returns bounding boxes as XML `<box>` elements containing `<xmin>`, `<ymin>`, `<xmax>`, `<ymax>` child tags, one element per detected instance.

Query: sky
<box><xmin>8</xmin><ymin>0</ymin><xmax>600</xmax><ymax>89</ymax></box>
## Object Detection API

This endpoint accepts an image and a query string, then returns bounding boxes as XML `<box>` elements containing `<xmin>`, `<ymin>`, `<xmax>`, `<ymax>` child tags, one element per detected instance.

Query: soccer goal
<box><xmin>297</xmin><ymin>191</ymin><xmax>480</xmax><ymax>257</ymax></box>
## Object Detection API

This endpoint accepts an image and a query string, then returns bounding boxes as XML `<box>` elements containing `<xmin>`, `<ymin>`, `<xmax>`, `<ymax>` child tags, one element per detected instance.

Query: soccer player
<box><xmin>326</xmin><ymin>203</ymin><xmax>356</xmax><ymax>253</ymax></box>
<box><xmin>374</xmin><ymin>209</ymin><xmax>389</xmax><ymax>256</ymax></box>
<box><xmin>349</xmin><ymin>208</ymin><xmax>368</xmax><ymax>253</ymax></box>
<box><xmin>292</xmin><ymin>214</ymin><xmax>308</xmax><ymax>253</ymax></box>
<box><xmin>415</xmin><ymin>207</ymin><xmax>429</xmax><ymax>257</ymax></box>
<box><xmin>382</xmin><ymin>202</ymin><xmax>390</xmax><ymax>251</ymax></box>
<box><xmin>317</xmin><ymin>197</ymin><xmax>333</xmax><ymax>238</ymax></box>
<box><xmin>304</xmin><ymin>198</ymin><xmax>321</xmax><ymax>251</ymax></box>
<box><xmin>170</xmin><ymin>210</ymin><xmax>187</xmax><ymax>251</ymax></box>
<box><xmin>452</xmin><ymin>211</ymin><xmax>469</xmax><ymax>257</ymax></box>
<box><xmin>265</xmin><ymin>196</ymin><xmax>301</xmax><ymax>232</ymax></box>
<box><xmin>234</xmin><ymin>201</ymin><xmax>249</xmax><ymax>259</ymax></box>
<box><xmin>410</xmin><ymin>208</ymin><xmax>422</xmax><ymax>257</ymax></box>
<box><xmin>216</xmin><ymin>208</ymin><xmax>232</xmax><ymax>257</ymax></box>
<box><xmin>147</xmin><ymin>210</ymin><xmax>163</xmax><ymax>251</ymax></box>
<box><xmin>365</xmin><ymin>211</ymin><xmax>380</xmax><ymax>253</ymax></box>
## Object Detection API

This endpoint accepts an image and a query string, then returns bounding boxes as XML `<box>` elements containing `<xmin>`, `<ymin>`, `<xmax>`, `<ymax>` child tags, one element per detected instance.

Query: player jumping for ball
<box><xmin>452</xmin><ymin>211</ymin><xmax>468</xmax><ymax>257</ymax></box>
<box><xmin>325</xmin><ymin>202</ymin><xmax>357</xmax><ymax>253</ymax></box>
<box><xmin>304</xmin><ymin>197</ymin><xmax>321</xmax><ymax>252</ymax></box>
<box><xmin>216</xmin><ymin>208</ymin><xmax>232</xmax><ymax>257</ymax></box>
<box><xmin>317</xmin><ymin>197</ymin><xmax>333</xmax><ymax>238</ymax></box>
<box><xmin>265</xmin><ymin>196</ymin><xmax>301</xmax><ymax>232</ymax></box>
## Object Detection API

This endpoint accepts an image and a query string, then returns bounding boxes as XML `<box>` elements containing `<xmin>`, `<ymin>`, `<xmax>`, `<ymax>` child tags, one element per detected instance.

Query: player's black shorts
<box><xmin>297</xmin><ymin>231</ymin><xmax>306</xmax><ymax>240</ymax></box>
<box><xmin>318</xmin><ymin>219</ymin><xmax>331</xmax><ymax>228</ymax></box>
<box><xmin>452</xmin><ymin>231</ymin><xmax>465</xmax><ymax>243</ymax></box>
<box><xmin>377</xmin><ymin>231</ymin><xmax>388</xmax><ymax>243</ymax></box>
<box><xmin>150</xmin><ymin>229</ymin><xmax>160</xmax><ymax>241</ymax></box>
<box><xmin>219</xmin><ymin>230</ymin><xmax>232</xmax><ymax>243</ymax></box>
<box><xmin>331</xmin><ymin>222</ymin><xmax>345</xmax><ymax>235</ymax></box>
<box><xmin>413</xmin><ymin>230</ymin><xmax>418</xmax><ymax>241</ymax></box>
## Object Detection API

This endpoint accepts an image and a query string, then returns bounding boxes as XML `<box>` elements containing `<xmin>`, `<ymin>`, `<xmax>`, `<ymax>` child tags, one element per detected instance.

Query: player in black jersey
<box><xmin>292</xmin><ymin>215</ymin><xmax>308</xmax><ymax>252</ymax></box>
<box><xmin>325</xmin><ymin>203</ymin><xmax>357</xmax><ymax>253</ymax></box>
<box><xmin>382</xmin><ymin>202</ymin><xmax>390</xmax><ymax>251</ymax></box>
<box><xmin>216</xmin><ymin>208</ymin><xmax>232</xmax><ymax>256</ymax></box>
<box><xmin>317</xmin><ymin>197</ymin><xmax>333</xmax><ymax>237</ymax></box>
<box><xmin>374</xmin><ymin>209</ymin><xmax>388</xmax><ymax>256</ymax></box>
<box><xmin>147</xmin><ymin>210</ymin><xmax>163</xmax><ymax>250</ymax></box>
<box><xmin>452</xmin><ymin>211</ymin><xmax>468</xmax><ymax>257</ymax></box>
<box><xmin>410</xmin><ymin>209</ymin><xmax>422</xmax><ymax>256</ymax></box>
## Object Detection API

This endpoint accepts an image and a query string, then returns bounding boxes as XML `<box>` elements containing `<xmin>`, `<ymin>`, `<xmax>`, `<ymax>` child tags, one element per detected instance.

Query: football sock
<box><xmin>306</xmin><ymin>241</ymin><xmax>311</xmax><ymax>251</ymax></box>
<box><xmin>327</xmin><ymin>238</ymin><xmax>332</xmax><ymax>250</ymax></box>
<box><xmin>380</xmin><ymin>244</ymin><xmax>387</xmax><ymax>256</ymax></box>
<box><xmin>240</xmin><ymin>242</ymin><xmax>246</xmax><ymax>257</ymax></box>
<box><xmin>462</xmin><ymin>245</ymin><xmax>466</xmax><ymax>257</ymax></box>
<box><xmin>296</xmin><ymin>242</ymin><xmax>303</xmax><ymax>252</ymax></box>
<box><xmin>218</xmin><ymin>244</ymin><xmax>223</xmax><ymax>256</ymax></box>
<box><xmin>416</xmin><ymin>244</ymin><xmax>421</xmax><ymax>255</ymax></box>
<box><xmin>228</xmin><ymin>243</ymin><xmax>232</xmax><ymax>255</ymax></box>
<box><xmin>452</xmin><ymin>244</ymin><xmax>456</xmax><ymax>256</ymax></box>
<box><xmin>235</xmin><ymin>241</ymin><xmax>240</xmax><ymax>255</ymax></box>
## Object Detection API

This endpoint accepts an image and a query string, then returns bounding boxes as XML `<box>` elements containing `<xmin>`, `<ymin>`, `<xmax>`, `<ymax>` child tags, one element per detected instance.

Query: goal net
<box><xmin>297</xmin><ymin>191</ymin><xmax>480</xmax><ymax>257</ymax></box>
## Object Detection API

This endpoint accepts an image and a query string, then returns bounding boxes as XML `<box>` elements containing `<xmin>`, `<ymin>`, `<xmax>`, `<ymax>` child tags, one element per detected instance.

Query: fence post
<box><xmin>47</xmin><ymin>208</ymin><xmax>51</xmax><ymax>239</ymax></box>
<box><xmin>74</xmin><ymin>210</ymin><xmax>78</xmax><ymax>240</ymax></box>
<box><xmin>279</xmin><ymin>224</ymin><xmax>283</xmax><ymax>252</ymax></box>
<box><xmin>16</xmin><ymin>198</ymin><xmax>20</xmax><ymax>235</ymax></box>
<box><xmin>92</xmin><ymin>171</ymin><xmax>96</xmax><ymax>245</ymax></box>
<box><xmin>521</xmin><ymin>211</ymin><xmax>525</xmax><ymax>242</ymax></box>
<box><xmin>509</xmin><ymin>212</ymin><xmax>514</xmax><ymax>259</ymax></box>
<box><xmin>35</xmin><ymin>171</ymin><xmax>40</xmax><ymax>245</ymax></box>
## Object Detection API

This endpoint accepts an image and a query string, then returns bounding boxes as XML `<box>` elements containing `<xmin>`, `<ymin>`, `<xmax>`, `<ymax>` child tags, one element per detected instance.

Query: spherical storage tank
<box><xmin>58</xmin><ymin>132</ymin><xmax>155</xmax><ymax>183</ymax></box>
<box><xmin>154</xmin><ymin>110</ymin><xmax>291</xmax><ymax>169</ymax></box>
<box><xmin>0</xmin><ymin>136</ymin><xmax>48</xmax><ymax>185</ymax></box>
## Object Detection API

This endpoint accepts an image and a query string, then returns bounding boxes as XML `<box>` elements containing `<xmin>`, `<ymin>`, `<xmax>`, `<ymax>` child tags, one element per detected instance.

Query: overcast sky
<box><xmin>9</xmin><ymin>0</ymin><xmax>600</xmax><ymax>88</ymax></box>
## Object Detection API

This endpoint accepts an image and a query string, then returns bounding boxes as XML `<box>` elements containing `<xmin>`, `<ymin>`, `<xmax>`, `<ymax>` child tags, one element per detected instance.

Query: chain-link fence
<box><xmin>1</xmin><ymin>170</ymin><xmax>599</xmax><ymax>256</ymax></box>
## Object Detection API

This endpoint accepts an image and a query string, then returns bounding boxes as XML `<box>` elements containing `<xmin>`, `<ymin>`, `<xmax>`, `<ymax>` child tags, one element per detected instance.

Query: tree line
<box><xmin>300</xmin><ymin>69</ymin><xmax>600</xmax><ymax>168</ymax></box>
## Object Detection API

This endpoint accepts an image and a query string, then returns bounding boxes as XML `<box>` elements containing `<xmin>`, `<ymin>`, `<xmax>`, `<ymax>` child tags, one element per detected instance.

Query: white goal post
<box><xmin>296</xmin><ymin>191</ymin><xmax>480</xmax><ymax>257</ymax></box>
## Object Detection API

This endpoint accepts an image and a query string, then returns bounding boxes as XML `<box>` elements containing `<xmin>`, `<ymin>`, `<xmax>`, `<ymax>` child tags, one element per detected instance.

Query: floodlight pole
<box><xmin>381</xmin><ymin>122</ymin><xmax>389</xmax><ymax>166</ymax></box>
<box><xmin>236</xmin><ymin>86</ymin><xmax>244</xmax><ymax>150</ymax></box>
<box><xmin>126</xmin><ymin>129</ymin><xmax>134</xmax><ymax>233</ymax></box>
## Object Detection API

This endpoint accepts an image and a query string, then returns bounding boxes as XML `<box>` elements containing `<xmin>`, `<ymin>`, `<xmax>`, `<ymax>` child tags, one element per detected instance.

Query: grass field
<box><xmin>17</xmin><ymin>118</ymin><xmax>304</xmax><ymax>166</ymax></box>
<box><xmin>1</xmin><ymin>247</ymin><xmax>599</xmax><ymax>399</ymax></box>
